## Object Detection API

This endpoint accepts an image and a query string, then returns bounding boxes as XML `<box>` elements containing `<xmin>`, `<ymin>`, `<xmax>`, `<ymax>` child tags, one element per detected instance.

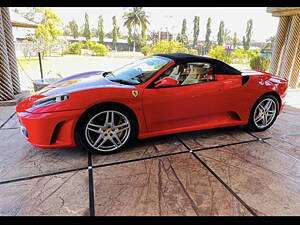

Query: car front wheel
<box><xmin>76</xmin><ymin>105</ymin><xmax>136</xmax><ymax>154</ymax></box>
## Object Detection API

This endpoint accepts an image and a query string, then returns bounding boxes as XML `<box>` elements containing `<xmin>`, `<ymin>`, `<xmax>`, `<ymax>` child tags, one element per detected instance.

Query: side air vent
<box><xmin>50</xmin><ymin>121</ymin><xmax>64</xmax><ymax>144</ymax></box>
<box><xmin>242</xmin><ymin>75</ymin><xmax>250</xmax><ymax>85</ymax></box>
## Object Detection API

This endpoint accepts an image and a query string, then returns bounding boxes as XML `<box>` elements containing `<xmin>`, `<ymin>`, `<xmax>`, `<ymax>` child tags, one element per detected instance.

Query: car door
<box><xmin>142</xmin><ymin>77</ymin><xmax>224</xmax><ymax>133</ymax></box>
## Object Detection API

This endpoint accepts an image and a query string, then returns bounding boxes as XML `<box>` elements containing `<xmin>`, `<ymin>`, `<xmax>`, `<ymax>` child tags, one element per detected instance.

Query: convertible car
<box><xmin>16</xmin><ymin>53</ymin><xmax>288</xmax><ymax>154</ymax></box>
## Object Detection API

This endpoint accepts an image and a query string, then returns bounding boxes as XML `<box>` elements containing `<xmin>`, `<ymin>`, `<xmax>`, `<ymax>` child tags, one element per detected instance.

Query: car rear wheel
<box><xmin>247</xmin><ymin>94</ymin><xmax>279</xmax><ymax>132</ymax></box>
<box><xmin>76</xmin><ymin>105</ymin><xmax>136</xmax><ymax>154</ymax></box>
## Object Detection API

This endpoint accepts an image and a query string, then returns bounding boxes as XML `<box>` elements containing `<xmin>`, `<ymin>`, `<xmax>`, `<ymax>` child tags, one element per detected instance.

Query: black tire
<box><xmin>75</xmin><ymin>105</ymin><xmax>137</xmax><ymax>154</ymax></box>
<box><xmin>247</xmin><ymin>94</ymin><xmax>279</xmax><ymax>132</ymax></box>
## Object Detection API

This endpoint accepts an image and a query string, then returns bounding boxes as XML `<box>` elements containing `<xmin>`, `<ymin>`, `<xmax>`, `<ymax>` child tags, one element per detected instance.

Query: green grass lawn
<box><xmin>17</xmin><ymin>54</ymin><xmax>251</xmax><ymax>91</ymax></box>
<box><xmin>17</xmin><ymin>54</ymin><xmax>143</xmax><ymax>78</ymax></box>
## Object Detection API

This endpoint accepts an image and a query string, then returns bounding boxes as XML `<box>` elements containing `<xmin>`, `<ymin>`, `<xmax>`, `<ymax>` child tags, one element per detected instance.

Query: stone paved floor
<box><xmin>0</xmin><ymin>90</ymin><xmax>299</xmax><ymax>216</ymax></box>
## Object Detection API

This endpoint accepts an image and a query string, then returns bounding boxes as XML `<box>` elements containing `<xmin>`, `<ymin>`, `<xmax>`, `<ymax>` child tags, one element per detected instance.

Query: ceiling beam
<box><xmin>267</xmin><ymin>7</ymin><xmax>300</xmax><ymax>17</ymax></box>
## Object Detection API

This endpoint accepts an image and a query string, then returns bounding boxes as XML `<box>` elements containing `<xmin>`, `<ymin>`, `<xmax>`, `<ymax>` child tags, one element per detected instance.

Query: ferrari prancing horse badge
<box><xmin>132</xmin><ymin>90</ymin><xmax>138</xmax><ymax>97</ymax></box>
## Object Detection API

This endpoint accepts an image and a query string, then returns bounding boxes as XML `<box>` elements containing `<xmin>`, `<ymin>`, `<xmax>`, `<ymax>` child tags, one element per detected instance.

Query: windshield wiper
<box><xmin>134</xmin><ymin>74</ymin><xmax>144</xmax><ymax>83</ymax></box>
<box><xmin>110</xmin><ymin>79</ymin><xmax>137</xmax><ymax>85</ymax></box>
<box><xmin>102</xmin><ymin>71</ymin><xmax>114</xmax><ymax>77</ymax></box>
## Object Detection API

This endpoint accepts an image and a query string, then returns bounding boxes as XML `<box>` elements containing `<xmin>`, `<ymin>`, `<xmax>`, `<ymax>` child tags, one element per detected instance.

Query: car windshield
<box><xmin>105</xmin><ymin>56</ymin><xmax>171</xmax><ymax>85</ymax></box>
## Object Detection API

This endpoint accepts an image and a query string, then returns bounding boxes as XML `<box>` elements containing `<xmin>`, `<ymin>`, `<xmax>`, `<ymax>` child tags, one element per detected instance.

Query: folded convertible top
<box><xmin>154</xmin><ymin>53</ymin><xmax>242</xmax><ymax>75</ymax></box>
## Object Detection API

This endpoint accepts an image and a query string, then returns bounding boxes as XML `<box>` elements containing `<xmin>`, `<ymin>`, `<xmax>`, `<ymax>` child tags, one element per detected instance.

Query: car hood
<box><xmin>35</xmin><ymin>70</ymin><xmax>132</xmax><ymax>97</ymax></box>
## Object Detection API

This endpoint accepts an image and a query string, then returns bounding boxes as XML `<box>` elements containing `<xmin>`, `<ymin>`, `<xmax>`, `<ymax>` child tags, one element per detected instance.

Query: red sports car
<box><xmin>16</xmin><ymin>53</ymin><xmax>288</xmax><ymax>154</ymax></box>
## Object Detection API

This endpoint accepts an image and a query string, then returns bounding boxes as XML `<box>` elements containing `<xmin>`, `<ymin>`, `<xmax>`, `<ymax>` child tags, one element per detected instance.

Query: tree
<box><xmin>217</xmin><ymin>21</ymin><xmax>225</xmax><ymax>46</ymax></box>
<box><xmin>193</xmin><ymin>16</ymin><xmax>200</xmax><ymax>48</ymax></box>
<box><xmin>141</xmin><ymin>23</ymin><xmax>147</xmax><ymax>48</ymax></box>
<box><xmin>91</xmin><ymin>28</ymin><xmax>98</xmax><ymax>37</ymax></box>
<box><xmin>265</xmin><ymin>36</ymin><xmax>275</xmax><ymax>50</ymax></box>
<box><xmin>243</xmin><ymin>19</ymin><xmax>253</xmax><ymax>50</ymax></box>
<box><xmin>97</xmin><ymin>16</ymin><xmax>105</xmax><ymax>44</ymax></box>
<box><xmin>204</xmin><ymin>17</ymin><xmax>212</xmax><ymax>54</ymax></box>
<box><xmin>177</xmin><ymin>18</ymin><xmax>188</xmax><ymax>47</ymax></box>
<box><xmin>250</xmin><ymin>56</ymin><xmax>270</xmax><ymax>71</ymax></box>
<box><xmin>141</xmin><ymin>40</ymin><xmax>195</xmax><ymax>56</ymax></box>
<box><xmin>68</xmin><ymin>19</ymin><xmax>79</xmax><ymax>39</ymax></box>
<box><xmin>148</xmin><ymin>30</ymin><xmax>155</xmax><ymax>42</ymax></box>
<box><xmin>112</xmin><ymin>16</ymin><xmax>119</xmax><ymax>51</ymax></box>
<box><xmin>15</xmin><ymin>7</ymin><xmax>40</xmax><ymax>23</ymax></box>
<box><xmin>181</xmin><ymin>19</ymin><xmax>187</xmax><ymax>35</ymax></box>
<box><xmin>208</xmin><ymin>45</ymin><xmax>232</xmax><ymax>64</ymax></box>
<box><xmin>266</xmin><ymin>36</ymin><xmax>275</xmax><ymax>44</ymax></box>
<box><xmin>123</xmin><ymin>7</ymin><xmax>149</xmax><ymax>52</ymax></box>
<box><xmin>34</xmin><ymin>8</ymin><xmax>63</xmax><ymax>57</ymax></box>
<box><xmin>233</xmin><ymin>32</ymin><xmax>238</xmax><ymax>49</ymax></box>
<box><xmin>224</xmin><ymin>28</ymin><xmax>231</xmax><ymax>44</ymax></box>
<box><xmin>127</xmin><ymin>25</ymin><xmax>134</xmax><ymax>51</ymax></box>
<box><xmin>63</xmin><ymin>24</ymin><xmax>71</xmax><ymax>36</ymax></box>
<box><xmin>83</xmin><ymin>12</ymin><xmax>91</xmax><ymax>40</ymax></box>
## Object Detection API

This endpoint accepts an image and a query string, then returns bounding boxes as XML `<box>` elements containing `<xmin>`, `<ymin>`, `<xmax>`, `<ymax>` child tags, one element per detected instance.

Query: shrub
<box><xmin>141</xmin><ymin>40</ymin><xmax>190</xmax><ymax>56</ymax></box>
<box><xmin>65</xmin><ymin>42</ymin><xmax>83</xmax><ymax>55</ymax></box>
<box><xmin>189</xmin><ymin>49</ymin><xmax>198</xmax><ymax>55</ymax></box>
<box><xmin>83</xmin><ymin>40</ymin><xmax>109</xmax><ymax>56</ymax></box>
<box><xmin>250</xmin><ymin>56</ymin><xmax>270</xmax><ymax>71</ymax></box>
<box><xmin>85</xmin><ymin>40</ymin><xmax>95</xmax><ymax>49</ymax></box>
<box><xmin>90</xmin><ymin>43</ymin><xmax>109</xmax><ymax>56</ymax></box>
<box><xmin>141</xmin><ymin>45</ymin><xmax>151</xmax><ymax>56</ymax></box>
<box><xmin>246</xmin><ymin>49</ymin><xmax>260</xmax><ymax>60</ymax></box>
<box><xmin>231</xmin><ymin>48</ymin><xmax>261</xmax><ymax>64</ymax></box>
<box><xmin>231</xmin><ymin>48</ymin><xmax>247</xmax><ymax>64</ymax></box>
<box><xmin>208</xmin><ymin>45</ymin><xmax>232</xmax><ymax>64</ymax></box>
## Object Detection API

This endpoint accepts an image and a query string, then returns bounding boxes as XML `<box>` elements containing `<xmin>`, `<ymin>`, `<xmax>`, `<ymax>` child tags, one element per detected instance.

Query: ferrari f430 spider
<box><xmin>16</xmin><ymin>53</ymin><xmax>288</xmax><ymax>154</ymax></box>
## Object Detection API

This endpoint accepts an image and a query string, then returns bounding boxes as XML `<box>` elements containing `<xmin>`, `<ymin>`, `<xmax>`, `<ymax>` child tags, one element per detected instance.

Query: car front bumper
<box><xmin>17</xmin><ymin>109</ymin><xmax>85</xmax><ymax>149</ymax></box>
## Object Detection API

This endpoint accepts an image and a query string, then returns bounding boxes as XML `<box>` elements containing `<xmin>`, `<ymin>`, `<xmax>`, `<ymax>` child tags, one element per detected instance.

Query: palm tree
<box><xmin>123</xmin><ymin>7</ymin><xmax>149</xmax><ymax>52</ymax></box>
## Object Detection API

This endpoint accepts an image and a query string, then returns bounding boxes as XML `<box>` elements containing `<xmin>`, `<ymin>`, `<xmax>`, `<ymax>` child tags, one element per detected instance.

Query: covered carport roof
<box><xmin>10</xmin><ymin>10</ymin><xmax>38</xmax><ymax>28</ymax></box>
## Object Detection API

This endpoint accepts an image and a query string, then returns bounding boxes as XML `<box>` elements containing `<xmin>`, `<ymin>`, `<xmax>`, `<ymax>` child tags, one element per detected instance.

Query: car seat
<box><xmin>169</xmin><ymin>66</ymin><xmax>180</xmax><ymax>80</ymax></box>
<box><xmin>181</xmin><ymin>65</ymin><xmax>205</xmax><ymax>85</ymax></box>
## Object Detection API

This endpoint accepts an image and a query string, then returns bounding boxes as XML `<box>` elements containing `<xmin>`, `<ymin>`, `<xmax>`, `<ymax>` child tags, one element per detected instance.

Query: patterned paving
<box><xmin>0</xmin><ymin>91</ymin><xmax>299</xmax><ymax>216</ymax></box>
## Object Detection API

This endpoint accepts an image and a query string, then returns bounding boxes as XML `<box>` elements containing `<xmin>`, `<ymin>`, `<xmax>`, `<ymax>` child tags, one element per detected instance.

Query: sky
<box><xmin>13</xmin><ymin>7</ymin><xmax>279</xmax><ymax>42</ymax></box>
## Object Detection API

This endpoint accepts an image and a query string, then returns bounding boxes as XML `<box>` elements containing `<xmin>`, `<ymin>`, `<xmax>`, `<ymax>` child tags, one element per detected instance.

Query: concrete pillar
<box><xmin>269</xmin><ymin>16</ymin><xmax>290</xmax><ymax>75</ymax></box>
<box><xmin>1</xmin><ymin>7</ymin><xmax>20</xmax><ymax>95</ymax></box>
<box><xmin>289</xmin><ymin>39</ymin><xmax>300</xmax><ymax>88</ymax></box>
<box><xmin>0</xmin><ymin>9</ymin><xmax>14</xmax><ymax>101</ymax></box>
<box><xmin>278</xmin><ymin>15</ymin><xmax>300</xmax><ymax>80</ymax></box>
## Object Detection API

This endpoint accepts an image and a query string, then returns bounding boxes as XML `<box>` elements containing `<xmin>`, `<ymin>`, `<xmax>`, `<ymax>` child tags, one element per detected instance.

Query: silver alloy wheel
<box><xmin>253</xmin><ymin>98</ymin><xmax>277</xmax><ymax>129</ymax></box>
<box><xmin>85</xmin><ymin>110</ymin><xmax>131</xmax><ymax>152</ymax></box>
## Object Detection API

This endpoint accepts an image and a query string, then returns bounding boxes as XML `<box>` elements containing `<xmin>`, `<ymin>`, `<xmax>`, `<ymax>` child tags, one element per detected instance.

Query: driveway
<box><xmin>0</xmin><ymin>90</ymin><xmax>299</xmax><ymax>216</ymax></box>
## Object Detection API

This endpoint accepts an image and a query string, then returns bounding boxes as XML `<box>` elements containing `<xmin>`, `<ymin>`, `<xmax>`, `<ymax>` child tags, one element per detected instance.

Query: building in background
<box><xmin>151</xmin><ymin>31</ymin><xmax>173</xmax><ymax>43</ymax></box>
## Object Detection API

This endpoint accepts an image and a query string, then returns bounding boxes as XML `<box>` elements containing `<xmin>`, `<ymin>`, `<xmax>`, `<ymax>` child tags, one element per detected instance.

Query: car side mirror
<box><xmin>154</xmin><ymin>77</ymin><xmax>179</xmax><ymax>88</ymax></box>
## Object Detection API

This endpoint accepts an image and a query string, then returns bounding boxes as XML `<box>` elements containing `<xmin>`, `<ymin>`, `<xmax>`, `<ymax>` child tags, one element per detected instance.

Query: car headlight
<box><xmin>33</xmin><ymin>94</ymin><xmax>69</xmax><ymax>108</ymax></box>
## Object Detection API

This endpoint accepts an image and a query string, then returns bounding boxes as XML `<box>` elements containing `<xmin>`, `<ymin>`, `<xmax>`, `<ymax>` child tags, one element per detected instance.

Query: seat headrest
<box><xmin>190</xmin><ymin>66</ymin><xmax>205</xmax><ymax>75</ymax></box>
